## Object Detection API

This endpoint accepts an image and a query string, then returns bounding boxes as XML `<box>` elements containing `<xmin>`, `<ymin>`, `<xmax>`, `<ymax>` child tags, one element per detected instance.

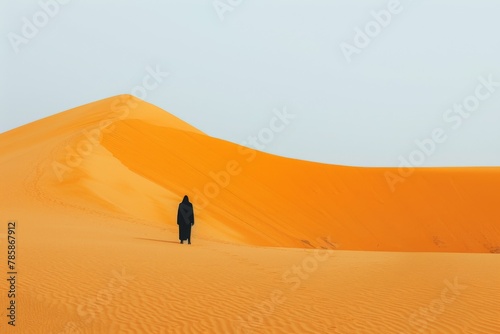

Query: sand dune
<box><xmin>0</xmin><ymin>95</ymin><xmax>499</xmax><ymax>333</ymax></box>
<box><xmin>2</xmin><ymin>94</ymin><xmax>499</xmax><ymax>252</ymax></box>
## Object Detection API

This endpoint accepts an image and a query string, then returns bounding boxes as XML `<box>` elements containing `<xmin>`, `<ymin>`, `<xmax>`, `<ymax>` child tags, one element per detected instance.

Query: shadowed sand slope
<box><xmin>1</xmin><ymin>94</ymin><xmax>500</xmax><ymax>252</ymax></box>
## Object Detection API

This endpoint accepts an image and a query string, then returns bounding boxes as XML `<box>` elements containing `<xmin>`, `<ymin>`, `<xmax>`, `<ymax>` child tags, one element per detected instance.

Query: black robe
<box><xmin>177</xmin><ymin>199</ymin><xmax>194</xmax><ymax>241</ymax></box>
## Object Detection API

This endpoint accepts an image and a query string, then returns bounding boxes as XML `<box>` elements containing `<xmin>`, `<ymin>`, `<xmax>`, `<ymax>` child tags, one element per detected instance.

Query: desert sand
<box><xmin>0</xmin><ymin>95</ymin><xmax>499</xmax><ymax>333</ymax></box>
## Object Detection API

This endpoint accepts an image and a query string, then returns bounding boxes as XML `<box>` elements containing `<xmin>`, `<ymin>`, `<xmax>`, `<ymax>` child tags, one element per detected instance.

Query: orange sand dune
<box><xmin>0</xmin><ymin>95</ymin><xmax>499</xmax><ymax>333</ymax></box>
<box><xmin>1</xmin><ymin>94</ymin><xmax>499</xmax><ymax>252</ymax></box>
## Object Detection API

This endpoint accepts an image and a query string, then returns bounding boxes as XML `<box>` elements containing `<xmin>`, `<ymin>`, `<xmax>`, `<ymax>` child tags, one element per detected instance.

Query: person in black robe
<box><xmin>177</xmin><ymin>195</ymin><xmax>194</xmax><ymax>244</ymax></box>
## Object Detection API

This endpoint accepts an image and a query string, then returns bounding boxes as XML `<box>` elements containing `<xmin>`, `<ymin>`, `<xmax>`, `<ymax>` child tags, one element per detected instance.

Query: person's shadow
<box><xmin>135</xmin><ymin>237</ymin><xmax>180</xmax><ymax>245</ymax></box>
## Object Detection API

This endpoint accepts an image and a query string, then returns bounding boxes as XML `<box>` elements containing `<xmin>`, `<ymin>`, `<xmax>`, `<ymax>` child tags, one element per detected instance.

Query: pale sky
<box><xmin>1</xmin><ymin>0</ymin><xmax>499</xmax><ymax>166</ymax></box>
